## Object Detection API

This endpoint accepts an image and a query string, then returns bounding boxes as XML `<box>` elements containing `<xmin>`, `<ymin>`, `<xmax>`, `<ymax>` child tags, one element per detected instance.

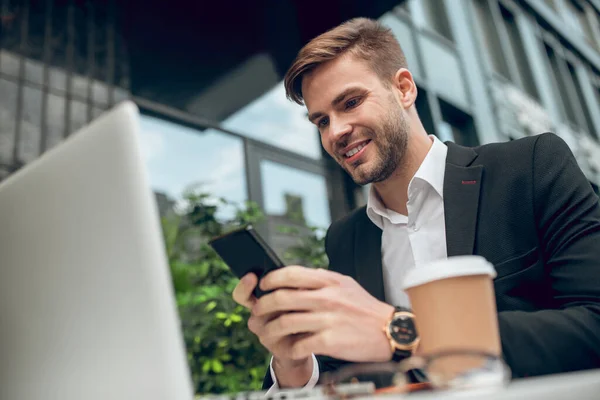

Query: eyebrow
<box><xmin>307</xmin><ymin>87</ymin><xmax>365</xmax><ymax>123</ymax></box>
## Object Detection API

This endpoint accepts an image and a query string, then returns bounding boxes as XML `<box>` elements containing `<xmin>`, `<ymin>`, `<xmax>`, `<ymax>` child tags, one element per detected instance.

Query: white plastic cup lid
<box><xmin>402</xmin><ymin>255</ymin><xmax>497</xmax><ymax>290</ymax></box>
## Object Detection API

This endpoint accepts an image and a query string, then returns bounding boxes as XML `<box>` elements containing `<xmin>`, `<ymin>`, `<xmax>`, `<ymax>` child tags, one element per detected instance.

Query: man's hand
<box><xmin>240</xmin><ymin>266</ymin><xmax>395</xmax><ymax>363</ymax></box>
<box><xmin>232</xmin><ymin>272</ymin><xmax>314</xmax><ymax>388</ymax></box>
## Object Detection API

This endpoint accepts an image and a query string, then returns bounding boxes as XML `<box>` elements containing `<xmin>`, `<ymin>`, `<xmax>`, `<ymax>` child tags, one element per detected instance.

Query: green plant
<box><xmin>163</xmin><ymin>186</ymin><xmax>329</xmax><ymax>395</ymax></box>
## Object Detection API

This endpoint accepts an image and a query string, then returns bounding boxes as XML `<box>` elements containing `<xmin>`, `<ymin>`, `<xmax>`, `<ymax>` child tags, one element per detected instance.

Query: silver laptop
<box><xmin>0</xmin><ymin>102</ymin><xmax>194</xmax><ymax>400</ymax></box>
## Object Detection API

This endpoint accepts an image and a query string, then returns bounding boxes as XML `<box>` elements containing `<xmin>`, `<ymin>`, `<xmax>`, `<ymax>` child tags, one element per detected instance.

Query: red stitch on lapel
<box><xmin>462</xmin><ymin>180</ymin><xmax>477</xmax><ymax>185</ymax></box>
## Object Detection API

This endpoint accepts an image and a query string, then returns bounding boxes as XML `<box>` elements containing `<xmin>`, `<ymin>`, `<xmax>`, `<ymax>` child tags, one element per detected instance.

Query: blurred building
<box><xmin>1</xmin><ymin>0</ymin><xmax>600</xmax><ymax>255</ymax></box>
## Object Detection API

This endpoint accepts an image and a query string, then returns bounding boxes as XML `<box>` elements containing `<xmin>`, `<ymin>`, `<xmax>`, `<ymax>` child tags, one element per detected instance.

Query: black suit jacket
<box><xmin>263</xmin><ymin>133</ymin><xmax>600</xmax><ymax>388</ymax></box>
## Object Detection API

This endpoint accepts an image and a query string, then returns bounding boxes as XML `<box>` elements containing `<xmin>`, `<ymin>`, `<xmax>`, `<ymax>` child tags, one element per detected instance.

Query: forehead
<box><xmin>301</xmin><ymin>55</ymin><xmax>384</xmax><ymax>111</ymax></box>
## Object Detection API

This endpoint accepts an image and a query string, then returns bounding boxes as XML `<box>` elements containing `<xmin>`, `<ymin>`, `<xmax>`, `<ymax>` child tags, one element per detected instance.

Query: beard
<box><xmin>339</xmin><ymin>106</ymin><xmax>409</xmax><ymax>186</ymax></box>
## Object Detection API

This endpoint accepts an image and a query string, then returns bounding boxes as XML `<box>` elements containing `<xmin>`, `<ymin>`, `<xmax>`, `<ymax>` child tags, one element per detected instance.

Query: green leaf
<box><xmin>204</xmin><ymin>301</ymin><xmax>217</xmax><ymax>312</ymax></box>
<box><xmin>202</xmin><ymin>360</ymin><xmax>212</xmax><ymax>373</ymax></box>
<box><xmin>212</xmin><ymin>359</ymin><xmax>224</xmax><ymax>373</ymax></box>
<box><xmin>215</xmin><ymin>312</ymin><xmax>228</xmax><ymax>319</ymax></box>
<box><xmin>229</xmin><ymin>314</ymin><xmax>243</xmax><ymax>323</ymax></box>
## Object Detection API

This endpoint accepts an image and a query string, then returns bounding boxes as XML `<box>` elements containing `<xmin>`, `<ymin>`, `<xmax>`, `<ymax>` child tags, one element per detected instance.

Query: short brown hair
<box><xmin>284</xmin><ymin>17</ymin><xmax>408</xmax><ymax>105</ymax></box>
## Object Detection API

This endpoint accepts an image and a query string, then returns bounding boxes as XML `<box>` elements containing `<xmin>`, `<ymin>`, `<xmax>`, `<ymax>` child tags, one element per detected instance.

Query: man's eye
<box><xmin>345</xmin><ymin>98</ymin><xmax>360</xmax><ymax>109</ymax></box>
<box><xmin>318</xmin><ymin>117</ymin><xmax>329</xmax><ymax>128</ymax></box>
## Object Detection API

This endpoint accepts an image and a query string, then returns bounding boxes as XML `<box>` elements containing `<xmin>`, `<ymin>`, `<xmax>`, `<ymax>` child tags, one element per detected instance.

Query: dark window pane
<box><xmin>70</xmin><ymin>100</ymin><xmax>88</xmax><ymax>134</ymax></box>
<box><xmin>422</xmin><ymin>0</ymin><xmax>454</xmax><ymax>40</ymax></box>
<box><xmin>568</xmin><ymin>62</ymin><xmax>597</xmax><ymax>138</ymax></box>
<box><xmin>46</xmin><ymin>94</ymin><xmax>66</xmax><ymax>150</ymax></box>
<box><xmin>500</xmin><ymin>6</ymin><xmax>539</xmax><ymax>100</ymax></box>
<box><xmin>545</xmin><ymin>44</ymin><xmax>578</xmax><ymax>125</ymax></box>
<box><xmin>474</xmin><ymin>0</ymin><xmax>510</xmax><ymax>79</ymax></box>
<box><xmin>18</xmin><ymin>86</ymin><xmax>43</xmax><ymax>164</ymax></box>
<box><xmin>0</xmin><ymin>79</ymin><xmax>18</xmax><ymax>164</ymax></box>
<box><xmin>438</xmin><ymin>99</ymin><xmax>480</xmax><ymax>147</ymax></box>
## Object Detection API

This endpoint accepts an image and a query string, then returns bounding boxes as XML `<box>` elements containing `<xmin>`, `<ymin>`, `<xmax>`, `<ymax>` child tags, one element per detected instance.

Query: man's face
<box><xmin>302</xmin><ymin>55</ymin><xmax>409</xmax><ymax>185</ymax></box>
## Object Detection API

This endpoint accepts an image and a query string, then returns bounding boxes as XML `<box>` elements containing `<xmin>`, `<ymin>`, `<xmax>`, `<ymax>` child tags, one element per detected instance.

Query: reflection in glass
<box><xmin>139</xmin><ymin>115</ymin><xmax>247</xmax><ymax>220</ymax></box>
<box><xmin>260</xmin><ymin>160</ymin><xmax>330</xmax><ymax>261</ymax></box>
<box><xmin>18</xmin><ymin>86</ymin><xmax>43</xmax><ymax>163</ymax></box>
<box><xmin>0</xmin><ymin>79</ymin><xmax>18</xmax><ymax>164</ymax></box>
<box><xmin>223</xmin><ymin>82</ymin><xmax>322</xmax><ymax>160</ymax></box>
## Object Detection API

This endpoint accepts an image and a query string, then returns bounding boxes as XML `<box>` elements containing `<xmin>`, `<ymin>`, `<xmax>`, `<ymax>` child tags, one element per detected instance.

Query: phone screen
<box><xmin>209</xmin><ymin>226</ymin><xmax>284</xmax><ymax>298</ymax></box>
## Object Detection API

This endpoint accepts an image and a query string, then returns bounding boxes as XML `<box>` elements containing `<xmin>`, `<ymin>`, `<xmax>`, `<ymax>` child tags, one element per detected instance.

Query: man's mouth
<box><xmin>342</xmin><ymin>140</ymin><xmax>371</xmax><ymax>161</ymax></box>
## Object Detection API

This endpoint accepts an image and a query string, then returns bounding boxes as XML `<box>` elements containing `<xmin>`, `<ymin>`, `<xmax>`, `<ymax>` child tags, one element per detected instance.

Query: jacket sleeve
<box><xmin>498</xmin><ymin>132</ymin><xmax>600</xmax><ymax>378</ymax></box>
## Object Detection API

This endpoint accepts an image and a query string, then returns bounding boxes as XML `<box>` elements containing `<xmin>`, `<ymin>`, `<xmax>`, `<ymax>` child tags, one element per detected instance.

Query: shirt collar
<box><xmin>366</xmin><ymin>135</ymin><xmax>448</xmax><ymax>228</ymax></box>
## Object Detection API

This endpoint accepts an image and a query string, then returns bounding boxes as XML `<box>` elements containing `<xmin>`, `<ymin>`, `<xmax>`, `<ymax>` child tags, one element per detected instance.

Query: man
<box><xmin>232</xmin><ymin>17</ymin><xmax>600</xmax><ymax>390</ymax></box>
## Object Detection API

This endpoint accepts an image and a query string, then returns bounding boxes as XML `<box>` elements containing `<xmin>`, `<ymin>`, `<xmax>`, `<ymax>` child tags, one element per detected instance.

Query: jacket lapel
<box><xmin>354</xmin><ymin>212</ymin><xmax>385</xmax><ymax>302</ymax></box>
<box><xmin>443</xmin><ymin>142</ymin><xmax>483</xmax><ymax>257</ymax></box>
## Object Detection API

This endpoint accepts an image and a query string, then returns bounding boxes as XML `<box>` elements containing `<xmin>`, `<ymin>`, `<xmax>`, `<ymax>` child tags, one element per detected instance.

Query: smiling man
<box><xmin>232</xmin><ymin>17</ymin><xmax>600</xmax><ymax>391</ymax></box>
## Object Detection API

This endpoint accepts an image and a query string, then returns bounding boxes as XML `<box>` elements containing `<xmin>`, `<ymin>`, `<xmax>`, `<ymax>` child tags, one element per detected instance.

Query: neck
<box><xmin>372</xmin><ymin>133</ymin><xmax>433</xmax><ymax>216</ymax></box>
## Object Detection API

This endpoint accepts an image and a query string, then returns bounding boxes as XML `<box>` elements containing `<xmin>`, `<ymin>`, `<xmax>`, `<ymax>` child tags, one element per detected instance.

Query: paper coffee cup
<box><xmin>404</xmin><ymin>256</ymin><xmax>501</xmax><ymax>357</ymax></box>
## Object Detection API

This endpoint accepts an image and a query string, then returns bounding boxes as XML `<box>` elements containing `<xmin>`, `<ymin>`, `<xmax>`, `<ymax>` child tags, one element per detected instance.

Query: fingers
<box><xmin>249</xmin><ymin>311</ymin><xmax>327</xmax><ymax>361</ymax></box>
<box><xmin>262</xmin><ymin>311</ymin><xmax>333</xmax><ymax>339</ymax></box>
<box><xmin>252</xmin><ymin>288</ymin><xmax>330</xmax><ymax>316</ymax></box>
<box><xmin>260</xmin><ymin>266</ymin><xmax>344</xmax><ymax>292</ymax></box>
<box><xmin>232</xmin><ymin>273</ymin><xmax>258</xmax><ymax>308</ymax></box>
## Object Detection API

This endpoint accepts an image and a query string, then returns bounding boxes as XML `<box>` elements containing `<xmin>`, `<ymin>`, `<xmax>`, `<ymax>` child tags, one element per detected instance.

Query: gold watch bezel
<box><xmin>383</xmin><ymin>310</ymin><xmax>420</xmax><ymax>352</ymax></box>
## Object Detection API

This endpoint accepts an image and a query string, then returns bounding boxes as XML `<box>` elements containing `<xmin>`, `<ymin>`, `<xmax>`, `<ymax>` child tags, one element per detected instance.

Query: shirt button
<box><xmin>412</xmin><ymin>225</ymin><xmax>419</xmax><ymax>232</ymax></box>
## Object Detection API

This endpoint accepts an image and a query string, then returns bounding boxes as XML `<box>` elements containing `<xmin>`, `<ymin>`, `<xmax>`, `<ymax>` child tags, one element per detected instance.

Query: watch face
<box><xmin>389</xmin><ymin>314</ymin><xmax>417</xmax><ymax>345</ymax></box>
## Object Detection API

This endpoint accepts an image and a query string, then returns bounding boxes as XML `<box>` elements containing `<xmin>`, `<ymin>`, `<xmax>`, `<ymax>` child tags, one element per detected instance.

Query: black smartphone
<box><xmin>208</xmin><ymin>225</ymin><xmax>285</xmax><ymax>298</ymax></box>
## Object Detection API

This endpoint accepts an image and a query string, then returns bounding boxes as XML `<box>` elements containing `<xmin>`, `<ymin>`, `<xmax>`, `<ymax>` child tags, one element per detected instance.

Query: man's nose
<box><xmin>330</xmin><ymin>116</ymin><xmax>352</xmax><ymax>141</ymax></box>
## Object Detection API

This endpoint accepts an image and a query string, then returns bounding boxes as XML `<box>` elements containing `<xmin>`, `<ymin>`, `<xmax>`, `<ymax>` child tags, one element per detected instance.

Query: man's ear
<box><xmin>392</xmin><ymin>68</ymin><xmax>417</xmax><ymax>109</ymax></box>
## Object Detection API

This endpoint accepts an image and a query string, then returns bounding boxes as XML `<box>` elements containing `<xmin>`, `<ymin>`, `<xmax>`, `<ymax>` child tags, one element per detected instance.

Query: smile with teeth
<box><xmin>344</xmin><ymin>141</ymin><xmax>369</xmax><ymax>158</ymax></box>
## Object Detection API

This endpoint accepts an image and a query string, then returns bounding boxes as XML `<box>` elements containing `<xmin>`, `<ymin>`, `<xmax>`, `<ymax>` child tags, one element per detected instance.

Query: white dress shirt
<box><xmin>267</xmin><ymin>136</ymin><xmax>449</xmax><ymax>393</ymax></box>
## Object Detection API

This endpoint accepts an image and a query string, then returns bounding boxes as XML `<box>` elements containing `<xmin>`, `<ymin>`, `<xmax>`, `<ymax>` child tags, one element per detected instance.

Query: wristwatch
<box><xmin>383</xmin><ymin>306</ymin><xmax>420</xmax><ymax>362</ymax></box>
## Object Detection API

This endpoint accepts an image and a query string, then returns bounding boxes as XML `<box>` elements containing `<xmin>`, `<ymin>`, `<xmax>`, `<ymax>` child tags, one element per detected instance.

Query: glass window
<box><xmin>500</xmin><ymin>6</ymin><xmax>539</xmax><ymax>100</ymax></box>
<box><xmin>71</xmin><ymin>74</ymin><xmax>89</xmax><ymax>100</ymax></box>
<box><xmin>70</xmin><ymin>100</ymin><xmax>89</xmax><ymax>134</ymax></box>
<box><xmin>49</xmin><ymin>67</ymin><xmax>67</xmax><ymax>93</ymax></box>
<box><xmin>0</xmin><ymin>49</ymin><xmax>21</xmax><ymax>77</ymax></box>
<box><xmin>564</xmin><ymin>0</ymin><xmax>597</xmax><ymax>48</ymax></box>
<box><xmin>46</xmin><ymin>93</ymin><xmax>66</xmax><ymax>151</ymax></box>
<box><xmin>545</xmin><ymin>45</ymin><xmax>578</xmax><ymax>125</ymax></box>
<box><xmin>222</xmin><ymin>82</ymin><xmax>322</xmax><ymax>160</ymax></box>
<box><xmin>18</xmin><ymin>86</ymin><xmax>43</xmax><ymax>164</ymax></box>
<box><xmin>473</xmin><ymin>0</ymin><xmax>511</xmax><ymax>79</ymax></box>
<box><xmin>25</xmin><ymin>58</ymin><xmax>44</xmax><ymax>86</ymax></box>
<box><xmin>92</xmin><ymin>81</ymin><xmax>109</xmax><ymax>106</ymax></box>
<box><xmin>139</xmin><ymin>115</ymin><xmax>247</xmax><ymax>220</ymax></box>
<box><xmin>260</xmin><ymin>160</ymin><xmax>331</xmax><ymax>261</ymax></box>
<box><xmin>438</xmin><ymin>99</ymin><xmax>479</xmax><ymax>147</ymax></box>
<box><xmin>567</xmin><ymin>62</ymin><xmax>597</xmax><ymax>138</ymax></box>
<box><xmin>421</xmin><ymin>0</ymin><xmax>454</xmax><ymax>41</ymax></box>
<box><xmin>0</xmin><ymin>79</ymin><xmax>18</xmax><ymax>164</ymax></box>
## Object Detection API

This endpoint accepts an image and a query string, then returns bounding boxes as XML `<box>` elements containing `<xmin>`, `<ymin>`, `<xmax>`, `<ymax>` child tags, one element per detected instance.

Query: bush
<box><xmin>162</xmin><ymin>187</ymin><xmax>327</xmax><ymax>395</ymax></box>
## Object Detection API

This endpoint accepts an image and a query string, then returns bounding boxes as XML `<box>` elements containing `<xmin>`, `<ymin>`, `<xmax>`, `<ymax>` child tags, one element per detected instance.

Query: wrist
<box><xmin>273</xmin><ymin>356</ymin><xmax>313</xmax><ymax>388</ymax></box>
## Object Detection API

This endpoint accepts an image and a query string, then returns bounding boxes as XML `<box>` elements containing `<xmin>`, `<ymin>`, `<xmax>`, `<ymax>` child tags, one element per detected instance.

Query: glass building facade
<box><xmin>1</xmin><ymin>0</ymin><xmax>600</xmax><ymax>253</ymax></box>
